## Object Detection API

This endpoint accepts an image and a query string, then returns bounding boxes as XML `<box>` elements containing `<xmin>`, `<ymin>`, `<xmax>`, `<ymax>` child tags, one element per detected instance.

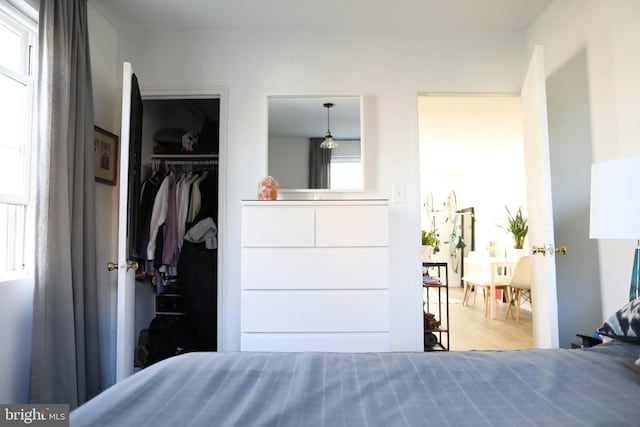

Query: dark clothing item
<box><xmin>146</xmin><ymin>315</ymin><xmax>195</xmax><ymax>366</ymax></box>
<box><xmin>177</xmin><ymin>240</ymin><xmax>217</xmax><ymax>351</ymax></box>
<box><xmin>196</xmin><ymin>119</ymin><xmax>219</xmax><ymax>154</ymax></box>
<box><xmin>137</xmin><ymin>172</ymin><xmax>163</xmax><ymax>262</ymax></box>
<box><xmin>191</xmin><ymin>172</ymin><xmax>218</xmax><ymax>227</ymax></box>
<box><xmin>153</xmin><ymin>224</ymin><xmax>165</xmax><ymax>271</ymax></box>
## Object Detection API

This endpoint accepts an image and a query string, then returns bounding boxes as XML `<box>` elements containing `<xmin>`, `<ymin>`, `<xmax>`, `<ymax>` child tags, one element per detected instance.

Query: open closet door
<box><xmin>115</xmin><ymin>62</ymin><xmax>143</xmax><ymax>381</ymax></box>
<box><xmin>521</xmin><ymin>45</ymin><xmax>560</xmax><ymax>349</ymax></box>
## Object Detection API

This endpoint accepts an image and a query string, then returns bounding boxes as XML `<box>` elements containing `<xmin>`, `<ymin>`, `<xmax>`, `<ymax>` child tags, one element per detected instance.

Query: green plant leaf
<box><xmin>501</xmin><ymin>206</ymin><xmax>528</xmax><ymax>248</ymax></box>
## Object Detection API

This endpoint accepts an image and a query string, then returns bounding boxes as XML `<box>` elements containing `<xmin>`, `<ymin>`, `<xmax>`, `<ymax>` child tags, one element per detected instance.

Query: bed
<box><xmin>71</xmin><ymin>341</ymin><xmax>639</xmax><ymax>426</ymax></box>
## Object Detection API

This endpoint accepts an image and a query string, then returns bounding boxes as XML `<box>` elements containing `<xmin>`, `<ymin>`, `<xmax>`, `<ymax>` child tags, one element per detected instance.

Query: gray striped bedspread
<box><xmin>71</xmin><ymin>343</ymin><xmax>640</xmax><ymax>426</ymax></box>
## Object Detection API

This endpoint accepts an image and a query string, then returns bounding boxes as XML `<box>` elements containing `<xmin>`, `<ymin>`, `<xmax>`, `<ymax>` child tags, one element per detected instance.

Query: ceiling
<box><xmin>89</xmin><ymin>0</ymin><xmax>553</xmax><ymax>33</ymax></box>
<box><xmin>269</xmin><ymin>96</ymin><xmax>361</xmax><ymax>140</ymax></box>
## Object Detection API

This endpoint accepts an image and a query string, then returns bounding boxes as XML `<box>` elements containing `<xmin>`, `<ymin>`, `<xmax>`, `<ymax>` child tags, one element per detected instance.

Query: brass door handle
<box><xmin>531</xmin><ymin>245</ymin><xmax>549</xmax><ymax>256</ymax></box>
<box><xmin>107</xmin><ymin>261</ymin><xmax>139</xmax><ymax>271</ymax></box>
<box><xmin>531</xmin><ymin>244</ymin><xmax>567</xmax><ymax>256</ymax></box>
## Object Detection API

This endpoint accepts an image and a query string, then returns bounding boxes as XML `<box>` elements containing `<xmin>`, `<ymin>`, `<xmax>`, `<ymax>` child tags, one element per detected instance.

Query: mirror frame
<box><xmin>267</xmin><ymin>94</ymin><xmax>365</xmax><ymax>193</ymax></box>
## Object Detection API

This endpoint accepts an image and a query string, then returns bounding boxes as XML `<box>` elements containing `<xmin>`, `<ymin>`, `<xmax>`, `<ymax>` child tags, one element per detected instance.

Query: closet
<box><xmin>130</xmin><ymin>97</ymin><xmax>221</xmax><ymax>368</ymax></box>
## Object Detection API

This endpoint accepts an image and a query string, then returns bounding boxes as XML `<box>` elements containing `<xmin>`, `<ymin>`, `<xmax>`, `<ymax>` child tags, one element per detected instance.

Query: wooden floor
<box><xmin>425</xmin><ymin>285</ymin><xmax>534</xmax><ymax>351</ymax></box>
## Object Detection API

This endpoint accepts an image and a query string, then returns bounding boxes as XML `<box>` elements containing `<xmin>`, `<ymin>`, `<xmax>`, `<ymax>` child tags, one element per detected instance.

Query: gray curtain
<box><xmin>308</xmin><ymin>138</ymin><xmax>331</xmax><ymax>189</ymax></box>
<box><xmin>30</xmin><ymin>0</ymin><xmax>100</xmax><ymax>409</ymax></box>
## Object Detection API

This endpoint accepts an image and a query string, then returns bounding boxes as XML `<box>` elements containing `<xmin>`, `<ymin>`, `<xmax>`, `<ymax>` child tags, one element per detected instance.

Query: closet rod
<box><xmin>153</xmin><ymin>159</ymin><xmax>218</xmax><ymax>165</ymax></box>
<box><xmin>150</xmin><ymin>154</ymin><xmax>218</xmax><ymax>160</ymax></box>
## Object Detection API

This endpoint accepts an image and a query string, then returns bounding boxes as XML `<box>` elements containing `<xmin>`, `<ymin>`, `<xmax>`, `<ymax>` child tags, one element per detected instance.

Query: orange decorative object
<box><xmin>257</xmin><ymin>176</ymin><xmax>279</xmax><ymax>200</ymax></box>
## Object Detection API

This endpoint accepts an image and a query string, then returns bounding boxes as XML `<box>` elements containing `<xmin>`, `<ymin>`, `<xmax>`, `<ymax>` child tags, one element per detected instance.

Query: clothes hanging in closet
<box><xmin>136</xmin><ymin>171</ymin><xmax>163</xmax><ymax>278</ymax></box>
<box><xmin>137</xmin><ymin>174</ymin><xmax>163</xmax><ymax>259</ymax></box>
<box><xmin>137</xmin><ymin>165</ymin><xmax>217</xmax><ymax>282</ymax></box>
<box><xmin>136</xmin><ymin>161</ymin><xmax>218</xmax><ymax>353</ymax></box>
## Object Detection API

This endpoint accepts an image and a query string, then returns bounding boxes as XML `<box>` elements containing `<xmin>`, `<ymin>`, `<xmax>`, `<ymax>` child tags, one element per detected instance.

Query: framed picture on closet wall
<box><xmin>94</xmin><ymin>125</ymin><xmax>119</xmax><ymax>185</ymax></box>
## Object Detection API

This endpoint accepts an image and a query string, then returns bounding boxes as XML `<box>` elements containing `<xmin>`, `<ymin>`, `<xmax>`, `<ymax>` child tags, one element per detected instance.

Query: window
<box><xmin>0</xmin><ymin>2</ymin><xmax>36</xmax><ymax>277</ymax></box>
<box><xmin>329</xmin><ymin>156</ymin><xmax>362</xmax><ymax>190</ymax></box>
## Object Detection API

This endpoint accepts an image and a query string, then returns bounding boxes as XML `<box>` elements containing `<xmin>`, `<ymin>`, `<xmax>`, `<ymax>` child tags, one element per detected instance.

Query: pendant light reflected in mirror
<box><xmin>320</xmin><ymin>102</ymin><xmax>338</xmax><ymax>149</ymax></box>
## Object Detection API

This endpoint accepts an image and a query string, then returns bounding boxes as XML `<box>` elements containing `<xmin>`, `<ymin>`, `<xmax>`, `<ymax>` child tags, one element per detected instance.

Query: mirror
<box><xmin>268</xmin><ymin>95</ymin><xmax>363</xmax><ymax>191</ymax></box>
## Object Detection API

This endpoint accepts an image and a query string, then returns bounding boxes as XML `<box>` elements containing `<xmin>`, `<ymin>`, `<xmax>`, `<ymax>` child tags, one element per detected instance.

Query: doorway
<box><xmin>134</xmin><ymin>96</ymin><xmax>221</xmax><ymax>348</ymax></box>
<box><xmin>418</xmin><ymin>94</ymin><xmax>533</xmax><ymax>350</ymax></box>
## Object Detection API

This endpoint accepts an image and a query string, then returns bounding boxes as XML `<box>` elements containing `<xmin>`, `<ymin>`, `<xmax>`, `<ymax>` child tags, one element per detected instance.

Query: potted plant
<box><xmin>503</xmin><ymin>206</ymin><xmax>528</xmax><ymax>249</ymax></box>
<box><xmin>421</xmin><ymin>229</ymin><xmax>440</xmax><ymax>261</ymax></box>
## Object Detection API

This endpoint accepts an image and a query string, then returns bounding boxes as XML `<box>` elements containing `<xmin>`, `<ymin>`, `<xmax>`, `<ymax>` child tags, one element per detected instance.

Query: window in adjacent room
<box><xmin>329</xmin><ymin>139</ymin><xmax>362</xmax><ymax>190</ymax></box>
<box><xmin>330</xmin><ymin>155</ymin><xmax>362</xmax><ymax>190</ymax></box>
<box><xmin>0</xmin><ymin>2</ymin><xmax>36</xmax><ymax>277</ymax></box>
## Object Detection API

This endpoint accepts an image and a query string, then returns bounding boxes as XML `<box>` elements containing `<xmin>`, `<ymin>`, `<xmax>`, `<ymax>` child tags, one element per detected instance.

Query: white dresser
<box><xmin>240</xmin><ymin>200</ymin><xmax>390</xmax><ymax>351</ymax></box>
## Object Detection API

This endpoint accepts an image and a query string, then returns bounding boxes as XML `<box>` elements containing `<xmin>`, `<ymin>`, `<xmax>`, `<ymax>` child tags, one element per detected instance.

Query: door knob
<box><xmin>531</xmin><ymin>244</ymin><xmax>567</xmax><ymax>256</ymax></box>
<box><xmin>531</xmin><ymin>245</ymin><xmax>548</xmax><ymax>256</ymax></box>
<box><xmin>106</xmin><ymin>261</ymin><xmax>139</xmax><ymax>271</ymax></box>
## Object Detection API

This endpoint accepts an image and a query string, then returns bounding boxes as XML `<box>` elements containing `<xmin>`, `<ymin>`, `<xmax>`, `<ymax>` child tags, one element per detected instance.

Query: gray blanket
<box><xmin>71</xmin><ymin>343</ymin><xmax>640</xmax><ymax>426</ymax></box>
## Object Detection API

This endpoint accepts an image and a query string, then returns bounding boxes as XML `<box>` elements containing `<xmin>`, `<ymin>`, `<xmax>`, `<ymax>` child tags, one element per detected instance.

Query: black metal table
<box><xmin>422</xmin><ymin>261</ymin><xmax>449</xmax><ymax>351</ymax></box>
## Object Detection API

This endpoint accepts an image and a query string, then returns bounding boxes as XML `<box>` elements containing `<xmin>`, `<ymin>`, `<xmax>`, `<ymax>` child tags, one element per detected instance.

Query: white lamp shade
<box><xmin>590</xmin><ymin>157</ymin><xmax>640</xmax><ymax>239</ymax></box>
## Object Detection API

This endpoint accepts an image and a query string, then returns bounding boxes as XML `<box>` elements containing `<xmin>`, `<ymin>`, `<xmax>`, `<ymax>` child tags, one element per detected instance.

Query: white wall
<box><xmin>268</xmin><ymin>137</ymin><xmax>309</xmax><ymax>188</ymax></box>
<box><xmin>527</xmin><ymin>0</ymin><xmax>640</xmax><ymax>320</ymax></box>
<box><xmin>88</xmin><ymin>4</ymin><xmax>120</xmax><ymax>388</ymax></box>
<box><xmin>0</xmin><ymin>278</ymin><xmax>33</xmax><ymax>403</ymax></box>
<box><xmin>110</xmin><ymin>26</ymin><xmax>527</xmax><ymax>351</ymax></box>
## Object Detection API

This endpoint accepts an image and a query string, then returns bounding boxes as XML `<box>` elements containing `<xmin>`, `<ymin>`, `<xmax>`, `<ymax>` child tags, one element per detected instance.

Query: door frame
<box><xmin>417</xmin><ymin>91</ymin><xmax>559</xmax><ymax>348</ymax></box>
<box><xmin>520</xmin><ymin>45</ymin><xmax>560</xmax><ymax>349</ymax></box>
<box><xmin>140</xmin><ymin>87</ymin><xmax>229</xmax><ymax>352</ymax></box>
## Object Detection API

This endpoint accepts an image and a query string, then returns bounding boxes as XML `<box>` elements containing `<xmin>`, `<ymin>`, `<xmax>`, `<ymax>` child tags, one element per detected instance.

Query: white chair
<box><xmin>462</xmin><ymin>252</ymin><xmax>510</xmax><ymax>318</ymax></box>
<box><xmin>462</xmin><ymin>251</ymin><xmax>483</xmax><ymax>306</ymax></box>
<box><xmin>504</xmin><ymin>256</ymin><xmax>532</xmax><ymax>322</ymax></box>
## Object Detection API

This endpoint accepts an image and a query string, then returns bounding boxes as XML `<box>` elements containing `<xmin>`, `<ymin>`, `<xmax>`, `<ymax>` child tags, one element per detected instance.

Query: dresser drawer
<box><xmin>315</xmin><ymin>205</ymin><xmax>388</xmax><ymax>247</ymax></box>
<box><xmin>241</xmin><ymin>332</ymin><xmax>389</xmax><ymax>352</ymax></box>
<box><xmin>241</xmin><ymin>247</ymin><xmax>389</xmax><ymax>290</ymax></box>
<box><xmin>241</xmin><ymin>205</ymin><xmax>315</xmax><ymax>247</ymax></box>
<box><xmin>241</xmin><ymin>290</ymin><xmax>389</xmax><ymax>333</ymax></box>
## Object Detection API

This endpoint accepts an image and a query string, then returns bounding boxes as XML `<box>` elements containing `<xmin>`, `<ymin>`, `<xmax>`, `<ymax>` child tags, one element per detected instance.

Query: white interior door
<box><xmin>521</xmin><ymin>45</ymin><xmax>560</xmax><ymax>348</ymax></box>
<box><xmin>115</xmin><ymin>62</ymin><xmax>137</xmax><ymax>381</ymax></box>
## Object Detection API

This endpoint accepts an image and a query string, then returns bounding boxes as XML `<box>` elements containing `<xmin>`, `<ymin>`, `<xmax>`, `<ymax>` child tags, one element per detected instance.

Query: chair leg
<box><xmin>462</xmin><ymin>283</ymin><xmax>469</xmax><ymax>306</ymax></box>
<box><xmin>483</xmin><ymin>288</ymin><xmax>490</xmax><ymax>318</ymax></box>
<box><xmin>505</xmin><ymin>287</ymin><xmax>512</xmax><ymax>319</ymax></box>
<box><xmin>506</xmin><ymin>286</ymin><xmax>518</xmax><ymax>320</ymax></box>
<box><xmin>516</xmin><ymin>289</ymin><xmax>522</xmax><ymax>322</ymax></box>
